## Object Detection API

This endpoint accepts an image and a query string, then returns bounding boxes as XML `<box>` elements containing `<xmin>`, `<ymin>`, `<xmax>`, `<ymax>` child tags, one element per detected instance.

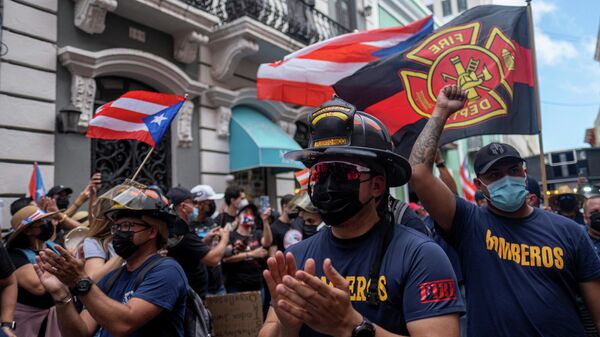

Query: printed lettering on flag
<box><xmin>334</xmin><ymin>6</ymin><xmax>537</xmax><ymax>158</ymax></box>
<box><xmin>257</xmin><ymin>16</ymin><xmax>433</xmax><ymax>107</ymax></box>
<box><xmin>460</xmin><ymin>156</ymin><xmax>476</xmax><ymax>202</ymax></box>
<box><xmin>86</xmin><ymin>91</ymin><xmax>185</xmax><ymax>148</ymax></box>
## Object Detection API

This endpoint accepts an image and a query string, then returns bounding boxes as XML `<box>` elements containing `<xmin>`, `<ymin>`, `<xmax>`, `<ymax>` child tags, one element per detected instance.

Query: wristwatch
<box><xmin>351</xmin><ymin>318</ymin><xmax>376</xmax><ymax>337</ymax></box>
<box><xmin>72</xmin><ymin>277</ymin><xmax>94</xmax><ymax>295</ymax></box>
<box><xmin>0</xmin><ymin>321</ymin><xmax>16</xmax><ymax>330</ymax></box>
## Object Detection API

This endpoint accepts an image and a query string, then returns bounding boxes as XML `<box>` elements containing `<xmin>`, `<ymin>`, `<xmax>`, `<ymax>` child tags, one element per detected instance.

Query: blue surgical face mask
<box><xmin>480</xmin><ymin>175</ymin><xmax>528</xmax><ymax>212</ymax></box>
<box><xmin>188</xmin><ymin>206</ymin><xmax>199</xmax><ymax>223</ymax></box>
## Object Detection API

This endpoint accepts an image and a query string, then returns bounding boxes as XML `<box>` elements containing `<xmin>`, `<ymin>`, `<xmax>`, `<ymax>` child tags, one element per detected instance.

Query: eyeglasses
<box><xmin>309</xmin><ymin>161</ymin><xmax>371</xmax><ymax>187</ymax></box>
<box><xmin>110</xmin><ymin>221</ymin><xmax>150</xmax><ymax>235</ymax></box>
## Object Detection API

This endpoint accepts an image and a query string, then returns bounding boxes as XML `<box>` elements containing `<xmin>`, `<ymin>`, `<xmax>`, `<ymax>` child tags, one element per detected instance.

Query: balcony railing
<box><xmin>183</xmin><ymin>0</ymin><xmax>351</xmax><ymax>45</ymax></box>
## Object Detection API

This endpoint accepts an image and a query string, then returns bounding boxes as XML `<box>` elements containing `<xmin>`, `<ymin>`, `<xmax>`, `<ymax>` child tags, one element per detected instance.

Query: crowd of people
<box><xmin>0</xmin><ymin>84</ymin><xmax>598</xmax><ymax>337</ymax></box>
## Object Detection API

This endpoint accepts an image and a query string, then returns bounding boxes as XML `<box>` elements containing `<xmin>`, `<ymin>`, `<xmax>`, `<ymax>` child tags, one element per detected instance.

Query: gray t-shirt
<box><xmin>83</xmin><ymin>237</ymin><xmax>116</xmax><ymax>260</ymax></box>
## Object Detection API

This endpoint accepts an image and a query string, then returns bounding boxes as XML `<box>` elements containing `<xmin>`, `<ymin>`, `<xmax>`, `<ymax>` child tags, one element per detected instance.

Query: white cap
<box><xmin>190</xmin><ymin>185</ymin><xmax>224</xmax><ymax>202</ymax></box>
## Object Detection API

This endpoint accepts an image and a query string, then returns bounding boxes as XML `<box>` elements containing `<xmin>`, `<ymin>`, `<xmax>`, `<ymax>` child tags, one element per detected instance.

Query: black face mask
<box><xmin>590</xmin><ymin>212</ymin><xmax>600</xmax><ymax>232</ymax></box>
<box><xmin>56</xmin><ymin>196</ymin><xmax>70</xmax><ymax>210</ymax></box>
<box><xmin>302</xmin><ymin>224</ymin><xmax>318</xmax><ymax>239</ymax></box>
<box><xmin>206</xmin><ymin>201</ymin><xmax>216</xmax><ymax>217</ymax></box>
<box><xmin>558</xmin><ymin>195</ymin><xmax>578</xmax><ymax>213</ymax></box>
<box><xmin>112</xmin><ymin>231</ymin><xmax>140</xmax><ymax>259</ymax></box>
<box><xmin>37</xmin><ymin>222</ymin><xmax>54</xmax><ymax>241</ymax></box>
<box><xmin>310</xmin><ymin>176</ymin><xmax>371</xmax><ymax>227</ymax></box>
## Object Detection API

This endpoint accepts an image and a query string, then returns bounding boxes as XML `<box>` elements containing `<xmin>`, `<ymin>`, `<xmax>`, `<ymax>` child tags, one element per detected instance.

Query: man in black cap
<box><xmin>409</xmin><ymin>85</ymin><xmax>600</xmax><ymax>337</ymax></box>
<box><xmin>526</xmin><ymin>176</ymin><xmax>542</xmax><ymax>208</ymax></box>
<box><xmin>166</xmin><ymin>187</ymin><xmax>229</xmax><ymax>298</ymax></box>
<box><xmin>260</xmin><ymin>93</ymin><xmax>464</xmax><ymax>337</ymax></box>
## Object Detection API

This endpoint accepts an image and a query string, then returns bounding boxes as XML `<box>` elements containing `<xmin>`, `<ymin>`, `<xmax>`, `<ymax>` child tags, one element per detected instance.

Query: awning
<box><xmin>229</xmin><ymin>106</ymin><xmax>305</xmax><ymax>173</ymax></box>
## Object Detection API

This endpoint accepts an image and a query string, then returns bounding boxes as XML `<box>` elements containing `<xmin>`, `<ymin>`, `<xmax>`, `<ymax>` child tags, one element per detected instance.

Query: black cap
<box><xmin>526</xmin><ymin>176</ymin><xmax>541</xmax><ymax>200</ymax></box>
<box><xmin>47</xmin><ymin>185</ymin><xmax>73</xmax><ymax>197</ymax></box>
<box><xmin>166</xmin><ymin>187</ymin><xmax>193</xmax><ymax>206</ymax></box>
<box><xmin>473</xmin><ymin>142</ymin><xmax>524</xmax><ymax>175</ymax></box>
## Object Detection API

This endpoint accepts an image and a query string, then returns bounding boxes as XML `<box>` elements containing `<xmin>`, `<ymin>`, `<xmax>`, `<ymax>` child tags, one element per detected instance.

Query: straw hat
<box><xmin>548</xmin><ymin>185</ymin><xmax>586</xmax><ymax>210</ymax></box>
<box><xmin>7</xmin><ymin>206</ymin><xmax>58</xmax><ymax>247</ymax></box>
<box><xmin>72</xmin><ymin>211</ymin><xmax>90</xmax><ymax>227</ymax></box>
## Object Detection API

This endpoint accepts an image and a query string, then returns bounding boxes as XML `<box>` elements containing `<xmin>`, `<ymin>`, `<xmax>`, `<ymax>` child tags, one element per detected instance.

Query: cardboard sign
<box><xmin>205</xmin><ymin>291</ymin><xmax>263</xmax><ymax>337</ymax></box>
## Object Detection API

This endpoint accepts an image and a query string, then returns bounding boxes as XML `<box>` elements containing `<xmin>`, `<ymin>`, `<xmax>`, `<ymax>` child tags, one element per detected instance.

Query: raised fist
<box><xmin>435</xmin><ymin>84</ymin><xmax>467</xmax><ymax>119</ymax></box>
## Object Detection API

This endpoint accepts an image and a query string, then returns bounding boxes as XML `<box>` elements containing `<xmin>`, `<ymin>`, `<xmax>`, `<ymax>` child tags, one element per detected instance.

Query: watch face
<box><xmin>353</xmin><ymin>321</ymin><xmax>376</xmax><ymax>337</ymax></box>
<box><xmin>76</xmin><ymin>278</ymin><xmax>93</xmax><ymax>293</ymax></box>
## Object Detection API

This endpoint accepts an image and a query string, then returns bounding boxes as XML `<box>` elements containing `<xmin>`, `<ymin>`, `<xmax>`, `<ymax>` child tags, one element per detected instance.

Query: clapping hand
<box><xmin>263</xmin><ymin>251</ymin><xmax>318</xmax><ymax>334</ymax></box>
<box><xmin>275</xmin><ymin>258</ymin><xmax>363</xmax><ymax>337</ymax></box>
<box><xmin>37</xmin><ymin>245</ymin><xmax>87</xmax><ymax>288</ymax></box>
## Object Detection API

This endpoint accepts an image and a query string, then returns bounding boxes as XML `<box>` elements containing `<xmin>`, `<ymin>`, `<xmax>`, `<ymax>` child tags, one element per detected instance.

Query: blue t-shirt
<box><xmin>448</xmin><ymin>197</ymin><xmax>600</xmax><ymax>337</ymax></box>
<box><xmin>94</xmin><ymin>255</ymin><xmax>188</xmax><ymax>337</ymax></box>
<box><xmin>591</xmin><ymin>236</ymin><xmax>600</xmax><ymax>257</ymax></box>
<box><xmin>423</xmin><ymin>216</ymin><xmax>463</xmax><ymax>283</ymax></box>
<box><xmin>287</xmin><ymin>221</ymin><xmax>464</xmax><ymax>336</ymax></box>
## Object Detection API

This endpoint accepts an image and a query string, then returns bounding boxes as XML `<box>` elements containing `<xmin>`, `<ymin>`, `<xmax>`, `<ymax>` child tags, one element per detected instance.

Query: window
<box><xmin>233</xmin><ymin>168</ymin><xmax>268</xmax><ymax>200</ymax></box>
<box><xmin>335</xmin><ymin>0</ymin><xmax>354</xmax><ymax>29</ymax></box>
<box><xmin>457</xmin><ymin>0</ymin><xmax>467</xmax><ymax>12</ymax></box>
<box><xmin>442</xmin><ymin>0</ymin><xmax>452</xmax><ymax>16</ymax></box>
<box><xmin>293</xmin><ymin>120</ymin><xmax>310</xmax><ymax>149</ymax></box>
<box><xmin>427</xmin><ymin>4</ymin><xmax>434</xmax><ymax>13</ymax></box>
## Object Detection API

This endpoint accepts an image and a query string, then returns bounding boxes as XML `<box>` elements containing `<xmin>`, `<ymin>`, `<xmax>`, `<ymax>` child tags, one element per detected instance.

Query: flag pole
<box><xmin>130</xmin><ymin>93</ymin><xmax>189</xmax><ymax>183</ymax></box>
<box><xmin>526</xmin><ymin>0</ymin><xmax>549</xmax><ymax>206</ymax></box>
<box><xmin>131</xmin><ymin>147</ymin><xmax>155</xmax><ymax>182</ymax></box>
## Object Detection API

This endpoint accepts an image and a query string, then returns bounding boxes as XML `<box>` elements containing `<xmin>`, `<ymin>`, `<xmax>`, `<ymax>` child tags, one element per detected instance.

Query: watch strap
<box><xmin>351</xmin><ymin>318</ymin><xmax>376</xmax><ymax>337</ymax></box>
<box><xmin>0</xmin><ymin>321</ymin><xmax>16</xmax><ymax>330</ymax></box>
<box><xmin>72</xmin><ymin>277</ymin><xmax>94</xmax><ymax>295</ymax></box>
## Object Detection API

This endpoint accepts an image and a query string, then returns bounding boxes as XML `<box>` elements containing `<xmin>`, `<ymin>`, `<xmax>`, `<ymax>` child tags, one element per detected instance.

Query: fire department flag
<box><xmin>334</xmin><ymin>5</ymin><xmax>537</xmax><ymax>158</ymax></box>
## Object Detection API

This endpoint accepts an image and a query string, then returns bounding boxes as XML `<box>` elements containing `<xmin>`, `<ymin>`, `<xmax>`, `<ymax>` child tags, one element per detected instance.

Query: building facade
<box><xmin>0</xmin><ymin>0</ymin><xmax>377</xmax><ymax>228</ymax></box>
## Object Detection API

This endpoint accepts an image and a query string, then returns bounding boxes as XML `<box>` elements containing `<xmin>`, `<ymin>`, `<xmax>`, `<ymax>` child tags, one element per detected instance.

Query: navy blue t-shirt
<box><xmin>94</xmin><ymin>255</ymin><xmax>188</xmax><ymax>337</ymax></box>
<box><xmin>591</xmin><ymin>235</ymin><xmax>600</xmax><ymax>257</ymax></box>
<box><xmin>423</xmin><ymin>216</ymin><xmax>462</xmax><ymax>283</ymax></box>
<box><xmin>448</xmin><ymin>197</ymin><xmax>600</xmax><ymax>337</ymax></box>
<box><xmin>287</xmin><ymin>221</ymin><xmax>464</xmax><ymax>336</ymax></box>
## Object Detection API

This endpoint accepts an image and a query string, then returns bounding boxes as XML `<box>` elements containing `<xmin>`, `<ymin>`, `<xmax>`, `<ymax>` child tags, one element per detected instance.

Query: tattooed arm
<box><xmin>409</xmin><ymin>85</ymin><xmax>466</xmax><ymax>231</ymax></box>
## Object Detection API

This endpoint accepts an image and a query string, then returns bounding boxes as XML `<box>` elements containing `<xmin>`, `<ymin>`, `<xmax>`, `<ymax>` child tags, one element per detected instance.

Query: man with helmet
<box><xmin>33</xmin><ymin>183</ymin><xmax>188</xmax><ymax>337</ymax></box>
<box><xmin>409</xmin><ymin>85</ymin><xmax>600</xmax><ymax>336</ymax></box>
<box><xmin>259</xmin><ymin>96</ymin><xmax>464</xmax><ymax>337</ymax></box>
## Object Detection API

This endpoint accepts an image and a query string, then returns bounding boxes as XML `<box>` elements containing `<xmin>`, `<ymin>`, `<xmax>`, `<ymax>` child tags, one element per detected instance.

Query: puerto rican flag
<box><xmin>21</xmin><ymin>209</ymin><xmax>48</xmax><ymax>226</ymax></box>
<box><xmin>294</xmin><ymin>168</ymin><xmax>310</xmax><ymax>192</ymax></box>
<box><xmin>257</xmin><ymin>16</ymin><xmax>433</xmax><ymax>107</ymax></box>
<box><xmin>28</xmin><ymin>162</ymin><xmax>45</xmax><ymax>202</ymax></box>
<box><xmin>460</xmin><ymin>156</ymin><xmax>476</xmax><ymax>202</ymax></box>
<box><xmin>87</xmin><ymin>91</ymin><xmax>185</xmax><ymax>148</ymax></box>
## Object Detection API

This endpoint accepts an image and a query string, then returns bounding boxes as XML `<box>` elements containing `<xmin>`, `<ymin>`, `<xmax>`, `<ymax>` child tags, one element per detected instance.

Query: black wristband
<box><xmin>436</xmin><ymin>161</ymin><xmax>446</xmax><ymax>168</ymax></box>
<box><xmin>1</xmin><ymin>321</ymin><xmax>16</xmax><ymax>330</ymax></box>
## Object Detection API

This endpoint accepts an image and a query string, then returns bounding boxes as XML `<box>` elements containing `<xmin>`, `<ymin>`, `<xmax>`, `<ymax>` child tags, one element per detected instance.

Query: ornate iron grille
<box><xmin>182</xmin><ymin>0</ymin><xmax>351</xmax><ymax>45</ymax></box>
<box><xmin>91</xmin><ymin>77</ymin><xmax>172</xmax><ymax>193</ymax></box>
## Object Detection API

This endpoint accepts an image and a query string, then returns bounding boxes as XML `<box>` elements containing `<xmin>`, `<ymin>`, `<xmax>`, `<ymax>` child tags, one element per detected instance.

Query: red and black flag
<box><xmin>333</xmin><ymin>5</ymin><xmax>537</xmax><ymax>158</ymax></box>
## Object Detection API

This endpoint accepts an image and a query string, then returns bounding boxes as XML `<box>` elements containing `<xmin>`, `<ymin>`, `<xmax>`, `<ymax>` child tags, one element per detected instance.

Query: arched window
<box><xmin>91</xmin><ymin>76</ymin><xmax>172</xmax><ymax>193</ymax></box>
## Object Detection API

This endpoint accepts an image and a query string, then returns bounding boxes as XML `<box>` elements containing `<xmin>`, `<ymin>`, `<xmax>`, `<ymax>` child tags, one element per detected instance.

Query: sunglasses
<box><xmin>309</xmin><ymin>161</ymin><xmax>371</xmax><ymax>187</ymax></box>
